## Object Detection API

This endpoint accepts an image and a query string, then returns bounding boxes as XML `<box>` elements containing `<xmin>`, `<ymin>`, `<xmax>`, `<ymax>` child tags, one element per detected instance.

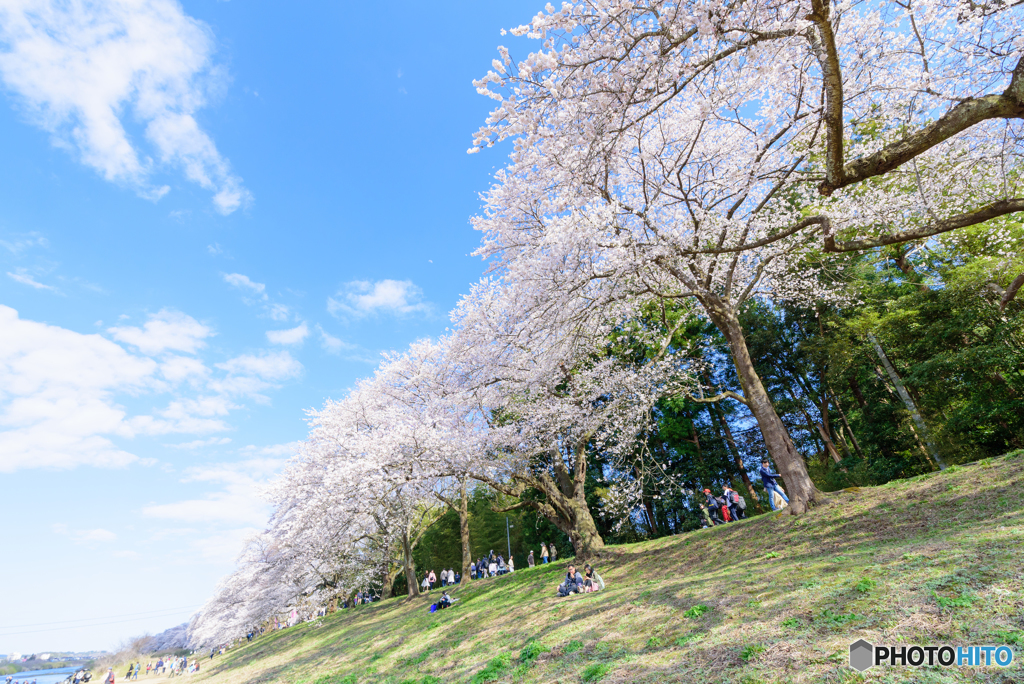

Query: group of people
<box><xmin>556</xmin><ymin>563</ymin><xmax>604</xmax><ymax>597</ymax></box>
<box><xmin>420</xmin><ymin>568</ymin><xmax>461</xmax><ymax>591</ymax></box>
<box><xmin>699</xmin><ymin>460</ymin><xmax>790</xmax><ymax>526</ymax></box>
<box><xmin>340</xmin><ymin>591</ymin><xmax>376</xmax><ymax>608</ymax></box>
<box><xmin>699</xmin><ymin>485</ymin><xmax>747</xmax><ymax>526</ymax></box>
<box><xmin>469</xmin><ymin>551</ymin><xmax>513</xmax><ymax>579</ymax></box>
<box><xmin>527</xmin><ymin>542</ymin><xmax>557</xmax><ymax>566</ymax></box>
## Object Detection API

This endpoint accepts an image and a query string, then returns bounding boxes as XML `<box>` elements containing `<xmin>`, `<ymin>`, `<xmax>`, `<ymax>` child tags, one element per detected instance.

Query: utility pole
<box><xmin>506</xmin><ymin>517</ymin><xmax>513</xmax><ymax>561</ymax></box>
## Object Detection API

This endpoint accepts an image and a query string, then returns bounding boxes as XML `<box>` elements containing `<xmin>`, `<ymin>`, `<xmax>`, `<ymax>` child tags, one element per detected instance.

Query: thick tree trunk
<box><xmin>867</xmin><ymin>333</ymin><xmax>945</xmax><ymax>470</ymax></box>
<box><xmin>380</xmin><ymin>564</ymin><xmax>402</xmax><ymax>600</ymax></box>
<box><xmin>459</xmin><ymin>477</ymin><xmax>472</xmax><ymax>582</ymax></box>
<box><xmin>705</xmin><ymin>300</ymin><xmax>820</xmax><ymax>513</ymax></box>
<box><xmin>501</xmin><ymin>468</ymin><xmax>605</xmax><ymax>560</ymax></box>
<box><xmin>401</xmin><ymin>529</ymin><xmax>419</xmax><ymax>597</ymax></box>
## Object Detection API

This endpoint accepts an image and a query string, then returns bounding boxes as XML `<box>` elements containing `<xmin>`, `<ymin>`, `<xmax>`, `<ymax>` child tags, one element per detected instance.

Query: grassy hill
<box><xmin>192</xmin><ymin>452</ymin><xmax>1024</xmax><ymax>684</ymax></box>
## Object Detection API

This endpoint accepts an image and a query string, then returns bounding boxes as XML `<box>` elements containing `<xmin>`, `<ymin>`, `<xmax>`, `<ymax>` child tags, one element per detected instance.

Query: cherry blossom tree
<box><xmin>469</xmin><ymin>0</ymin><xmax>1023</xmax><ymax>512</ymax></box>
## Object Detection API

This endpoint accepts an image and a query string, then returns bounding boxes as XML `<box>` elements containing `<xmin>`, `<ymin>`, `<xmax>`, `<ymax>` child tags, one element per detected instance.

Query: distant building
<box><xmin>40</xmin><ymin>653</ymin><xmax>52</xmax><ymax>660</ymax></box>
<box><xmin>9</xmin><ymin>652</ymin><xmax>21</xmax><ymax>662</ymax></box>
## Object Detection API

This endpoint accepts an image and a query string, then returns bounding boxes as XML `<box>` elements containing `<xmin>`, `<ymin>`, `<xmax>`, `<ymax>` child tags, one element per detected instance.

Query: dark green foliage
<box><xmin>470</xmin><ymin>653</ymin><xmax>511</xmax><ymax>683</ymax></box>
<box><xmin>581</xmin><ymin>663</ymin><xmax>612</xmax><ymax>682</ymax></box>
<box><xmin>518</xmin><ymin>640</ymin><xmax>550</xmax><ymax>663</ymax></box>
<box><xmin>563</xmin><ymin>639</ymin><xmax>584</xmax><ymax>654</ymax></box>
<box><xmin>683</xmin><ymin>604</ymin><xmax>711</xmax><ymax>619</ymax></box>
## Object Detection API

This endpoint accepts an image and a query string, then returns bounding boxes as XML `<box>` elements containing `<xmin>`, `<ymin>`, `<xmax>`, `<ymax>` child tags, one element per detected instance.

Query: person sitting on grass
<box><xmin>582</xmin><ymin>564</ymin><xmax>604</xmax><ymax>592</ymax></box>
<box><xmin>557</xmin><ymin>564</ymin><xmax>584</xmax><ymax>597</ymax></box>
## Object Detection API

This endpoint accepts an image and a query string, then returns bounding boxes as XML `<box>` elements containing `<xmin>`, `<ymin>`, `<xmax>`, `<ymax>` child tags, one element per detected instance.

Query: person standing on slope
<box><xmin>760</xmin><ymin>460</ymin><xmax>790</xmax><ymax>511</ymax></box>
<box><xmin>540</xmin><ymin>543</ymin><xmax>549</xmax><ymax>564</ymax></box>
<box><xmin>528</xmin><ymin>550</ymin><xmax>535</xmax><ymax>567</ymax></box>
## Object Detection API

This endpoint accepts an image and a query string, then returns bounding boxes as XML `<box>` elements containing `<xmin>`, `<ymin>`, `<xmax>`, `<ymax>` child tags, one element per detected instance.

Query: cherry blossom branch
<box><xmin>818</xmin><ymin>54</ymin><xmax>1024</xmax><ymax>196</ymax></box>
<box><xmin>822</xmin><ymin>198</ymin><xmax>1024</xmax><ymax>252</ymax></box>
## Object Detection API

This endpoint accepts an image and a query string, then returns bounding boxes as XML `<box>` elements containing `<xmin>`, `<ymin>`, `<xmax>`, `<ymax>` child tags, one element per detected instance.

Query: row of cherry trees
<box><xmin>191</xmin><ymin>0</ymin><xmax>1022</xmax><ymax>646</ymax></box>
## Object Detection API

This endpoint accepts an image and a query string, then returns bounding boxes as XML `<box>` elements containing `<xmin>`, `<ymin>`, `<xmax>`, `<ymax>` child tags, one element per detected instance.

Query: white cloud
<box><xmin>52</xmin><ymin>523</ymin><xmax>117</xmax><ymax>544</ymax></box>
<box><xmin>0</xmin><ymin>306</ymin><xmax>298</xmax><ymax>472</ymax></box>
<box><xmin>223</xmin><ymin>273</ymin><xmax>292</xmax><ymax>320</ymax></box>
<box><xmin>266</xmin><ymin>322</ymin><xmax>308</xmax><ymax>346</ymax></box>
<box><xmin>266</xmin><ymin>303</ymin><xmax>290</xmax><ymax>321</ymax></box>
<box><xmin>0</xmin><ymin>0</ymin><xmax>250</xmax><ymax>213</ymax></box>
<box><xmin>108</xmin><ymin>309</ymin><xmax>212</xmax><ymax>355</ymax></box>
<box><xmin>166</xmin><ymin>437</ymin><xmax>231</xmax><ymax>450</ymax></box>
<box><xmin>223</xmin><ymin>272</ymin><xmax>266</xmax><ymax>298</ymax></box>
<box><xmin>142</xmin><ymin>458</ymin><xmax>283</xmax><ymax>526</ymax></box>
<box><xmin>0</xmin><ymin>231</ymin><xmax>49</xmax><ymax>254</ymax></box>
<box><xmin>0</xmin><ymin>305</ymin><xmax>154</xmax><ymax>471</ymax></box>
<box><xmin>207</xmin><ymin>243</ymin><xmax>222</xmax><ymax>256</ymax></box>
<box><xmin>216</xmin><ymin>350</ymin><xmax>302</xmax><ymax>382</ymax></box>
<box><xmin>159</xmin><ymin>355</ymin><xmax>209</xmax><ymax>384</ymax></box>
<box><xmin>239</xmin><ymin>442</ymin><xmax>300</xmax><ymax>457</ymax></box>
<box><xmin>315</xmin><ymin>324</ymin><xmax>353</xmax><ymax>354</ymax></box>
<box><xmin>7</xmin><ymin>269</ymin><xmax>59</xmax><ymax>292</ymax></box>
<box><xmin>77</xmin><ymin>528</ymin><xmax>117</xmax><ymax>543</ymax></box>
<box><xmin>130</xmin><ymin>395</ymin><xmax>234</xmax><ymax>435</ymax></box>
<box><xmin>327</xmin><ymin>279</ymin><xmax>432</xmax><ymax>318</ymax></box>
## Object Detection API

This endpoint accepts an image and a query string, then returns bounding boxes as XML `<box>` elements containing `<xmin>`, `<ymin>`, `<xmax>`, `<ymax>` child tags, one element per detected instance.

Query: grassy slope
<box><xmin>195</xmin><ymin>452</ymin><xmax>1024</xmax><ymax>684</ymax></box>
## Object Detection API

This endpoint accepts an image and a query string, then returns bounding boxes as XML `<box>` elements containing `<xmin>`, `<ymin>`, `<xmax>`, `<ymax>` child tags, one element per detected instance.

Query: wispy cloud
<box><xmin>52</xmin><ymin>523</ymin><xmax>117</xmax><ymax>544</ymax></box>
<box><xmin>223</xmin><ymin>272</ymin><xmax>292</xmax><ymax>321</ymax></box>
<box><xmin>0</xmin><ymin>0</ymin><xmax>250</xmax><ymax>213</ymax></box>
<box><xmin>7</xmin><ymin>269</ymin><xmax>60</xmax><ymax>293</ymax></box>
<box><xmin>316</xmin><ymin>324</ymin><xmax>353</xmax><ymax>354</ymax></box>
<box><xmin>165</xmin><ymin>437</ymin><xmax>232</xmax><ymax>450</ymax></box>
<box><xmin>142</xmin><ymin>458</ymin><xmax>283</xmax><ymax>526</ymax></box>
<box><xmin>266</xmin><ymin>322</ymin><xmax>308</xmax><ymax>346</ymax></box>
<box><xmin>223</xmin><ymin>272</ymin><xmax>266</xmax><ymax>298</ymax></box>
<box><xmin>0</xmin><ymin>231</ymin><xmax>49</xmax><ymax>255</ymax></box>
<box><xmin>328</xmin><ymin>279</ymin><xmax>432</xmax><ymax>318</ymax></box>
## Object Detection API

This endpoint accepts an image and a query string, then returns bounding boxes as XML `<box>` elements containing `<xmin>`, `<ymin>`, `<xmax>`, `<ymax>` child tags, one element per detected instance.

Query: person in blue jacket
<box><xmin>760</xmin><ymin>459</ymin><xmax>789</xmax><ymax>510</ymax></box>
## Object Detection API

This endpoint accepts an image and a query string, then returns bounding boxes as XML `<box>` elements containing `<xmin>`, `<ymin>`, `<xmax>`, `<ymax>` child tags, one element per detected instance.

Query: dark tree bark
<box><xmin>474</xmin><ymin>441</ymin><xmax>605</xmax><ymax>560</ymax></box>
<box><xmin>401</xmin><ymin>529</ymin><xmax>419</xmax><ymax>598</ymax></box>
<box><xmin>703</xmin><ymin>299</ymin><xmax>820</xmax><ymax>513</ymax></box>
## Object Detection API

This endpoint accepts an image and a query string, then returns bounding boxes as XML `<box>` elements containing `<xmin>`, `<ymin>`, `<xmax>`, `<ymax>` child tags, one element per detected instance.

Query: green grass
<box><xmin>187</xmin><ymin>451</ymin><xmax>1024</xmax><ymax>684</ymax></box>
<box><xmin>682</xmin><ymin>603</ymin><xmax>711</xmax><ymax>619</ymax></box>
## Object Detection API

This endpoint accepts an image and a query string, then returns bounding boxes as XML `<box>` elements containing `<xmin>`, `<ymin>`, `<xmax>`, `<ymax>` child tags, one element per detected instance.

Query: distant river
<box><xmin>4</xmin><ymin>666</ymin><xmax>77</xmax><ymax>684</ymax></box>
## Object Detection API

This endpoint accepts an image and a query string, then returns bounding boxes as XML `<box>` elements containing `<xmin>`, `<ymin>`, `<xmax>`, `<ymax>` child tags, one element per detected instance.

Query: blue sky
<box><xmin>0</xmin><ymin>0</ymin><xmax>537</xmax><ymax>654</ymax></box>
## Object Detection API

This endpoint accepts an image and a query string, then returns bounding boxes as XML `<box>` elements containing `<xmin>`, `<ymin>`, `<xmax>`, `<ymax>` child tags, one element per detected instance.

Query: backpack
<box><xmin>737</xmin><ymin>495</ymin><xmax>746</xmax><ymax>510</ymax></box>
